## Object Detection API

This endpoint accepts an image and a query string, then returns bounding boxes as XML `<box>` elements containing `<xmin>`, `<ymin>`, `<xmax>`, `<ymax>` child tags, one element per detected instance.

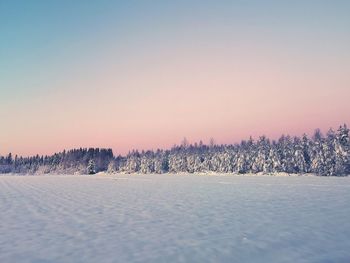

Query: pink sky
<box><xmin>1</xmin><ymin>1</ymin><xmax>349</xmax><ymax>156</ymax></box>
<box><xmin>2</xmin><ymin>45</ymin><xmax>349</xmax><ymax>156</ymax></box>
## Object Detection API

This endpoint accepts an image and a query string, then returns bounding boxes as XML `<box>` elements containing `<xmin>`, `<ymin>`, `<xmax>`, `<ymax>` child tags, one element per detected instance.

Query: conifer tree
<box><xmin>87</xmin><ymin>159</ymin><xmax>96</xmax><ymax>174</ymax></box>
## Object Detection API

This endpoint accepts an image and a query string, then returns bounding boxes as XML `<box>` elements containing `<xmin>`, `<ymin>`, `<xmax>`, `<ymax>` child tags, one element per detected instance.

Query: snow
<box><xmin>1</xmin><ymin>174</ymin><xmax>350</xmax><ymax>263</ymax></box>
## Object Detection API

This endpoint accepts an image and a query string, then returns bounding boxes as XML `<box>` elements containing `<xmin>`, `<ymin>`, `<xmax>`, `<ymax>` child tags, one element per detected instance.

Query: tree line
<box><xmin>0</xmin><ymin>124</ymin><xmax>349</xmax><ymax>176</ymax></box>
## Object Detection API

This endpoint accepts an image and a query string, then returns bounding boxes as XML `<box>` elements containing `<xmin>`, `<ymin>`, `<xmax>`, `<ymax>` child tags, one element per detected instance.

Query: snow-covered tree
<box><xmin>252</xmin><ymin>136</ymin><xmax>270</xmax><ymax>173</ymax></box>
<box><xmin>311</xmin><ymin>129</ymin><xmax>326</xmax><ymax>175</ymax></box>
<box><xmin>334</xmin><ymin>124</ymin><xmax>350</xmax><ymax>175</ymax></box>
<box><xmin>87</xmin><ymin>159</ymin><xmax>96</xmax><ymax>174</ymax></box>
<box><xmin>278</xmin><ymin>135</ymin><xmax>295</xmax><ymax>173</ymax></box>
<box><xmin>1</xmin><ymin>124</ymin><xmax>349</xmax><ymax>176</ymax></box>
<box><xmin>268</xmin><ymin>146</ymin><xmax>282</xmax><ymax>173</ymax></box>
<box><xmin>168</xmin><ymin>153</ymin><xmax>187</xmax><ymax>173</ymax></box>
<box><xmin>301</xmin><ymin>134</ymin><xmax>312</xmax><ymax>172</ymax></box>
<box><xmin>107</xmin><ymin>160</ymin><xmax>117</xmax><ymax>173</ymax></box>
<box><xmin>124</xmin><ymin>155</ymin><xmax>140</xmax><ymax>173</ymax></box>
<box><xmin>293</xmin><ymin>137</ymin><xmax>307</xmax><ymax>173</ymax></box>
<box><xmin>140</xmin><ymin>155</ymin><xmax>154</xmax><ymax>174</ymax></box>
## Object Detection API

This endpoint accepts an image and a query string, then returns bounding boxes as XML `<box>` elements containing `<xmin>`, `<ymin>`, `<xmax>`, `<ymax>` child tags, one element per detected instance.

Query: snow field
<box><xmin>1</xmin><ymin>174</ymin><xmax>350</xmax><ymax>263</ymax></box>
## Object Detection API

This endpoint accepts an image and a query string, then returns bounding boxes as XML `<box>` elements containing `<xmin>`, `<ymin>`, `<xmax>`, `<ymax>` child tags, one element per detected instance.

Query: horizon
<box><xmin>1</xmin><ymin>123</ymin><xmax>347</xmax><ymax>158</ymax></box>
<box><xmin>1</xmin><ymin>1</ymin><xmax>350</xmax><ymax>156</ymax></box>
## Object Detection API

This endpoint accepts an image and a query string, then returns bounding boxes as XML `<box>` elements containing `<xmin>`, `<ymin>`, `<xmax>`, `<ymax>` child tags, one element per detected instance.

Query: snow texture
<box><xmin>1</xmin><ymin>174</ymin><xmax>350</xmax><ymax>263</ymax></box>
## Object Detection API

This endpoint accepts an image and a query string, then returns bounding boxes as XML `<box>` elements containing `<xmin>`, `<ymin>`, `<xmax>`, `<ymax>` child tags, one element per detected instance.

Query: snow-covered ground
<box><xmin>1</xmin><ymin>174</ymin><xmax>350</xmax><ymax>263</ymax></box>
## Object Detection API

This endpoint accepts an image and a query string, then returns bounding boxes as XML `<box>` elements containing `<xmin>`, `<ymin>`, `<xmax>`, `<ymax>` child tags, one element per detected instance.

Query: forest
<box><xmin>0</xmin><ymin>125</ymin><xmax>349</xmax><ymax>176</ymax></box>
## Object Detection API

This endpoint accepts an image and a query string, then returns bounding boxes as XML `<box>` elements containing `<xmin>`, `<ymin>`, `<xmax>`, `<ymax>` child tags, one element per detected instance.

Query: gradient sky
<box><xmin>1</xmin><ymin>0</ymin><xmax>350</xmax><ymax>156</ymax></box>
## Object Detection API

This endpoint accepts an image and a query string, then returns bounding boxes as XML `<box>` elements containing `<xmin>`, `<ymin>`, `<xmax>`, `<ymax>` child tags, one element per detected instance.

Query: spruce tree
<box><xmin>87</xmin><ymin>159</ymin><xmax>96</xmax><ymax>174</ymax></box>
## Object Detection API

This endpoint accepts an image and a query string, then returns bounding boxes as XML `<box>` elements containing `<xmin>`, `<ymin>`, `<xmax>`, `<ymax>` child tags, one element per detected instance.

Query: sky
<box><xmin>1</xmin><ymin>0</ymin><xmax>350</xmax><ymax>156</ymax></box>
